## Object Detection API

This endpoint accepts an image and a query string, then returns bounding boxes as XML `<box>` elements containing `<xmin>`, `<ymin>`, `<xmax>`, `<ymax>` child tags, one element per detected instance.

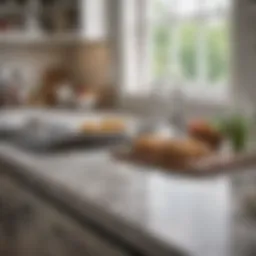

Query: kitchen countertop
<box><xmin>0</xmin><ymin>109</ymin><xmax>237</xmax><ymax>256</ymax></box>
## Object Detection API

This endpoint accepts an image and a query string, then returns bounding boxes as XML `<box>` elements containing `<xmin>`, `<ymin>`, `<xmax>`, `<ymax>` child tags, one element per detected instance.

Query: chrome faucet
<box><xmin>168</xmin><ymin>86</ymin><xmax>186</xmax><ymax>136</ymax></box>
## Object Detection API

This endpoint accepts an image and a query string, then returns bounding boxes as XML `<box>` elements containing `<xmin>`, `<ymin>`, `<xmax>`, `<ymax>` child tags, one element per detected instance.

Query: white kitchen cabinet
<box><xmin>0</xmin><ymin>0</ymin><xmax>108</xmax><ymax>44</ymax></box>
<box><xmin>0</xmin><ymin>173</ymin><xmax>131</xmax><ymax>256</ymax></box>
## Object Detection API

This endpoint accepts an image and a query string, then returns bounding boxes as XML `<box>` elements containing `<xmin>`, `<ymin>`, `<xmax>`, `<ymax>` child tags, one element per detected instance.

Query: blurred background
<box><xmin>0</xmin><ymin>0</ymin><xmax>252</xmax><ymax>119</ymax></box>
<box><xmin>1</xmin><ymin>1</ymin><xmax>256</xmax><ymax>256</ymax></box>
<box><xmin>0</xmin><ymin>0</ymin><xmax>234</xmax><ymax>115</ymax></box>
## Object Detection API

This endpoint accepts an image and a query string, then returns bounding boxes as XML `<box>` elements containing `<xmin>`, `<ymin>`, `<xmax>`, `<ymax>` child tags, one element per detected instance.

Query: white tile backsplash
<box><xmin>0</xmin><ymin>46</ymin><xmax>66</xmax><ymax>90</ymax></box>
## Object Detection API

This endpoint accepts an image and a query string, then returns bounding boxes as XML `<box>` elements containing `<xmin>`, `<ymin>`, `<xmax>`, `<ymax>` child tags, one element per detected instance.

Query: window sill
<box><xmin>121</xmin><ymin>86</ymin><xmax>231</xmax><ymax>115</ymax></box>
<box><xmin>181</xmin><ymin>85</ymin><xmax>231</xmax><ymax>106</ymax></box>
<box><xmin>123</xmin><ymin>86</ymin><xmax>230</xmax><ymax>105</ymax></box>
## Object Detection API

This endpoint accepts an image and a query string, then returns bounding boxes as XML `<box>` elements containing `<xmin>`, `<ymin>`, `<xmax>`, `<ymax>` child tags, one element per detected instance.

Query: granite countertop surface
<box><xmin>0</xmin><ymin>109</ymin><xmax>232</xmax><ymax>256</ymax></box>
<box><xmin>0</xmin><ymin>143</ymin><xmax>231</xmax><ymax>256</ymax></box>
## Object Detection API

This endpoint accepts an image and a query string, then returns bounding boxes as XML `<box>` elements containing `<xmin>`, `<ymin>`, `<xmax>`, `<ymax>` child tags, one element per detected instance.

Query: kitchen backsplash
<box><xmin>70</xmin><ymin>42</ymin><xmax>110</xmax><ymax>88</ymax></box>
<box><xmin>0</xmin><ymin>42</ymin><xmax>111</xmax><ymax>107</ymax></box>
<box><xmin>0</xmin><ymin>45</ymin><xmax>65</xmax><ymax>91</ymax></box>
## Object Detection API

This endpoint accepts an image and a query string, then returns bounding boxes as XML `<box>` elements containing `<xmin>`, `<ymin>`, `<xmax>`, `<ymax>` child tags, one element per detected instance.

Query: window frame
<box><xmin>151</xmin><ymin>0</ymin><xmax>230</xmax><ymax>88</ymax></box>
<box><xmin>118</xmin><ymin>0</ymin><xmax>232</xmax><ymax>109</ymax></box>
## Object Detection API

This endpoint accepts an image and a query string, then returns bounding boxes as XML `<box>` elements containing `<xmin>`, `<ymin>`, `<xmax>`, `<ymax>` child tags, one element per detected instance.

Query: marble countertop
<box><xmin>0</xmin><ymin>109</ymin><xmax>233</xmax><ymax>256</ymax></box>
<box><xmin>0</xmin><ymin>143</ymin><xmax>232</xmax><ymax>256</ymax></box>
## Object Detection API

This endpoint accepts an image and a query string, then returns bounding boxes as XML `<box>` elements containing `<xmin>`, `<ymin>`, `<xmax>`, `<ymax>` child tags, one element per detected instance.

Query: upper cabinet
<box><xmin>0</xmin><ymin>0</ymin><xmax>108</xmax><ymax>44</ymax></box>
<box><xmin>81</xmin><ymin>0</ymin><xmax>107</xmax><ymax>41</ymax></box>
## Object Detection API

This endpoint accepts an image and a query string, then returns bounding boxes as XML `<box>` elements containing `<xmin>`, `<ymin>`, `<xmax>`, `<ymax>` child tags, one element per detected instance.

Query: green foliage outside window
<box><xmin>153</xmin><ymin>21</ymin><xmax>229</xmax><ymax>84</ymax></box>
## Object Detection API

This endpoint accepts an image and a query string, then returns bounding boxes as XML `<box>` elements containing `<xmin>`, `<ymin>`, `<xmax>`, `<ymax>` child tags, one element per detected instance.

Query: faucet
<box><xmin>168</xmin><ymin>86</ymin><xmax>186</xmax><ymax>136</ymax></box>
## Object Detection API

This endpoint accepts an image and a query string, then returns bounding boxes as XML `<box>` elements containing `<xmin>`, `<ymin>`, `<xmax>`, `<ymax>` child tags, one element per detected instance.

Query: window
<box><xmin>152</xmin><ymin>0</ymin><xmax>230</xmax><ymax>87</ymax></box>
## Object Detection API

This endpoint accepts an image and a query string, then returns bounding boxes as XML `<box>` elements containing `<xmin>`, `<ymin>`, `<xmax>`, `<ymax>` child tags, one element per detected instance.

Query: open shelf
<box><xmin>0</xmin><ymin>32</ymin><xmax>82</xmax><ymax>44</ymax></box>
<box><xmin>0</xmin><ymin>0</ymin><xmax>81</xmax><ymax>45</ymax></box>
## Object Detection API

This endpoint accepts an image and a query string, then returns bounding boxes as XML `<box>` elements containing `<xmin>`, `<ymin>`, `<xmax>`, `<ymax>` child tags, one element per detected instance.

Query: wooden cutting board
<box><xmin>113</xmin><ymin>147</ymin><xmax>256</xmax><ymax>177</ymax></box>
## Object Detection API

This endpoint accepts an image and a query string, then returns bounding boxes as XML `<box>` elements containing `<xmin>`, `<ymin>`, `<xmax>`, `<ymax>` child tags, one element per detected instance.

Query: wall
<box><xmin>71</xmin><ymin>42</ymin><xmax>110</xmax><ymax>87</ymax></box>
<box><xmin>0</xmin><ymin>45</ymin><xmax>66</xmax><ymax>91</ymax></box>
<box><xmin>232</xmin><ymin>0</ymin><xmax>256</xmax><ymax>111</ymax></box>
<box><xmin>0</xmin><ymin>42</ymin><xmax>111</xmax><ymax>106</ymax></box>
<box><xmin>70</xmin><ymin>42</ymin><xmax>113</xmax><ymax>108</ymax></box>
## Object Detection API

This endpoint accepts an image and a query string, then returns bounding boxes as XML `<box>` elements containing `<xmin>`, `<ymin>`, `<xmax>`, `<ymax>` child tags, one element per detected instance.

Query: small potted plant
<box><xmin>216</xmin><ymin>114</ymin><xmax>249</xmax><ymax>153</ymax></box>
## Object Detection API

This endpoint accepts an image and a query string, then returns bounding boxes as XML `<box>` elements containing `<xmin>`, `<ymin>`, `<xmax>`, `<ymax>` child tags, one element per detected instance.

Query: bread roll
<box><xmin>133</xmin><ymin>135</ymin><xmax>168</xmax><ymax>164</ymax></box>
<box><xmin>188</xmin><ymin>120</ymin><xmax>222</xmax><ymax>149</ymax></box>
<box><xmin>81</xmin><ymin>118</ymin><xmax>126</xmax><ymax>134</ymax></box>
<box><xmin>100</xmin><ymin>119</ymin><xmax>126</xmax><ymax>133</ymax></box>
<box><xmin>80</xmin><ymin>122</ymin><xmax>100</xmax><ymax>133</ymax></box>
<box><xmin>163</xmin><ymin>139</ymin><xmax>211</xmax><ymax>168</ymax></box>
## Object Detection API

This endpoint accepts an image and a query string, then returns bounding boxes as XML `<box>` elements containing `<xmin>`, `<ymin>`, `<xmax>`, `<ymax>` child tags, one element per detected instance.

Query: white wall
<box><xmin>232</xmin><ymin>0</ymin><xmax>256</xmax><ymax>110</ymax></box>
<box><xmin>0</xmin><ymin>45</ymin><xmax>65</xmax><ymax>91</ymax></box>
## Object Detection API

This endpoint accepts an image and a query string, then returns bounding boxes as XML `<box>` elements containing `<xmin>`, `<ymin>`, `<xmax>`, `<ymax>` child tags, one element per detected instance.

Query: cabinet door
<box><xmin>0</xmin><ymin>173</ymin><xmax>131</xmax><ymax>256</ymax></box>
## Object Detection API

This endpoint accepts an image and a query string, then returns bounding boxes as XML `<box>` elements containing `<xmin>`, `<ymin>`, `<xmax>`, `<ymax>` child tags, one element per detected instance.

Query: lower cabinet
<box><xmin>0</xmin><ymin>173</ymin><xmax>131</xmax><ymax>256</ymax></box>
